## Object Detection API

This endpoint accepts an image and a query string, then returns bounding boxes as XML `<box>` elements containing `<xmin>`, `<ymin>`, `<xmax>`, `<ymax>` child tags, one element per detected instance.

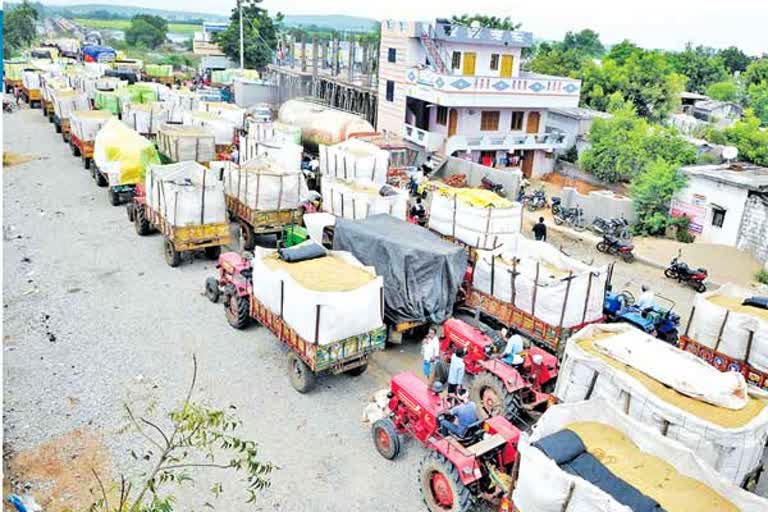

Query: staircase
<box><xmin>419</xmin><ymin>31</ymin><xmax>449</xmax><ymax>74</ymax></box>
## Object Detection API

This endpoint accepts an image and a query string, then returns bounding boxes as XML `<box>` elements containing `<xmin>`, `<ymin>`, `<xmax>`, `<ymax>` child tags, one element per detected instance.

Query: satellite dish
<box><xmin>722</xmin><ymin>146</ymin><xmax>738</xmax><ymax>161</ymax></box>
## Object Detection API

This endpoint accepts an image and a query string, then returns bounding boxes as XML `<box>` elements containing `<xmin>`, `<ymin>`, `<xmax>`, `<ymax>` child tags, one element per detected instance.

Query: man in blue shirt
<box><xmin>439</xmin><ymin>388</ymin><xmax>479</xmax><ymax>438</ymax></box>
<box><xmin>447</xmin><ymin>348</ymin><xmax>466</xmax><ymax>395</ymax></box>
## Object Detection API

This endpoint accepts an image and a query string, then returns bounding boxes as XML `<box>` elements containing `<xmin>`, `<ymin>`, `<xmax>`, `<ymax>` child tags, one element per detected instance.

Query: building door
<box><xmin>462</xmin><ymin>52</ymin><xmax>476</xmax><ymax>76</ymax></box>
<box><xmin>500</xmin><ymin>55</ymin><xmax>514</xmax><ymax>78</ymax></box>
<box><xmin>522</xmin><ymin>150</ymin><xmax>534</xmax><ymax>178</ymax></box>
<box><xmin>448</xmin><ymin>109</ymin><xmax>458</xmax><ymax>137</ymax></box>
<box><xmin>526</xmin><ymin>112</ymin><xmax>540</xmax><ymax>133</ymax></box>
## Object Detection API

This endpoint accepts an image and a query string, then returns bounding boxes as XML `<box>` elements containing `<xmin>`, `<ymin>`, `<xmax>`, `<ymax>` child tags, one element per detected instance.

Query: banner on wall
<box><xmin>670</xmin><ymin>198</ymin><xmax>707</xmax><ymax>234</ymax></box>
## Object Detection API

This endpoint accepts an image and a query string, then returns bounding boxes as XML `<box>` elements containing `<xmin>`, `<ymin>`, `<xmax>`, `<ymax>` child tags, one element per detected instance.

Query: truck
<box><xmin>206</xmin><ymin>248</ymin><xmax>387</xmax><ymax>392</ymax></box>
<box><xmin>129</xmin><ymin>162</ymin><xmax>231</xmax><ymax>267</ymax></box>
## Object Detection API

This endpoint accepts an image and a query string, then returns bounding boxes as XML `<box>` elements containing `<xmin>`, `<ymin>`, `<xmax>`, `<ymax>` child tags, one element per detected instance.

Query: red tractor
<box><xmin>372</xmin><ymin>371</ymin><xmax>520</xmax><ymax>512</ymax></box>
<box><xmin>441</xmin><ymin>318</ymin><xmax>558</xmax><ymax>425</ymax></box>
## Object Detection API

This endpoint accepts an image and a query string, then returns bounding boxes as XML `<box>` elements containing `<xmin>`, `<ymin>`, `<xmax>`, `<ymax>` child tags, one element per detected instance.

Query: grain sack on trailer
<box><xmin>512</xmin><ymin>399</ymin><xmax>768</xmax><ymax>512</ymax></box>
<box><xmin>555</xmin><ymin>323</ymin><xmax>768</xmax><ymax>486</ymax></box>
<box><xmin>122</xmin><ymin>102</ymin><xmax>169</xmax><ymax>136</ymax></box>
<box><xmin>319</xmin><ymin>138</ymin><xmax>389</xmax><ymax>186</ymax></box>
<box><xmin>427</xmin><ymin>184</ymin><xmax>522</xmax><ymax>250</ymax></box>
<box><xmin>156</xmin><ymin>124</ymin><xmax>216</xmax><ymax>163</ymax></box>
<box><xmin>51</xmin><ymin>89</ymin><xmax>90</xmax><ymax>119</ymax></box>
<box><xmin>472</xmin><ymin>235</ymin><xmax>608</xmax><ymax>327</ymax></box>
<box><xmin>240</xmin><ymin>124</ymin><xmax>302</xmax><ymax>168</ymax></box>
<box><xmin>93</xmin><ymin>119</ymin><xmax>161</xmax><ymax>186</ymax></box>
<box><xmin>199</xmin><ymin>101</ymin><xmax>246</xmax><ymax>130</ymax></box>
<box><xmin>167</xmin><ymin>88</ymin><xmax>201</xmax><ymax>114</ymax></box>
<box><xmin>21</xmin><ymin>70</ymin><xmax>41</xmax><ymax>91</ymax></box>
<box><xmin>246</xmin><ymin>120</ymin><xmax>301</xmax><ymax>145</ymax></box>
<box><xmin>220</xmin><ymin>157</ymin><xmax>309</xmax><ymax>211</ymax></box>
<box><xmin>278</xmin><ymin>99</ymin><xmax>374</xmax><ymax>148</ymax></box>
<box><xmin>183</xmin><ymin>111</ymin><xmax>237</xmax><ymax>146</ymax></box>
<box><xmin>70</xmin><ymin>110</ymin><xmax>113</xmax><ymax>142</ymax></box>
<box><xmin>145</xmin><ymin>161</ymin><xmax>227</xmax><ymax>227</ymax></box>
<box><xmin>249</xmin><ymin>246</ymin><xmax>384</xmax><ymax>346</ymax></box>
<box><xmin>321</xmin><ymin>176</ymin><xmax>407</xmax><ymax>220</ymax></box>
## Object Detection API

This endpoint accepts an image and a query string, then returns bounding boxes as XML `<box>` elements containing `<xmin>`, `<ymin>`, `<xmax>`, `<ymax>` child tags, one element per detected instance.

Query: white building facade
<box><xmin>377</xmin><ymin>19</ymin><xmax>582</xmax><ymax>178</ymax></box>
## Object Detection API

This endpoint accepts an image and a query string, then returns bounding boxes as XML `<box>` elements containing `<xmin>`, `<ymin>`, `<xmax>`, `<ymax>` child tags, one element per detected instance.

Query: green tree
<box><xmin>718</xmin><ymin>46</ymin><xmax>753</xmax><ymax>74</ymax></box>
<box><xmin>710</xmin><ymin>110</ymin><xmax>768</xmax><ymax>165</ymax></box>
<box><xmin>3</xmin><ymin>1</ymin><xmax>38</xmax><ymax>58</ymax></box>
<box><xmin>605</xmin><ymin>39</ymin><xmax>640</xmax><ymax>65</ymax></box>
<box><xmin>449</xmin><ymin>14</ymin><xmax>521</xmax><ymax>31</ymax></box>
<box><xmin>125</xmin><ymin>14</ymin><xmax>168</xmax><ymax>49</ymax></box>
<box><xmin>214</xmin><ymin>0</ymin><xmax>283</xmax><ymax>69</ymax></box>
<box><xmin>561</xmin><ymin>29</ymin><xmax>604</xmax><ymax>56</ymax></box>
<box><xmin>743</xmin><ymin>58</ymin><xmax>768</xmax><ymax>87</ymax></box>
<box><xmin>668</xmin><ymin>44</ymin><xmax>728</xmax><ymax>93</ymax></box>
<box><xmin>706</xmin><ymin>80</ymin><xmax>739</xmax><ymax>101</ymax></box>
<box><xmin>616</xmin><ymin>50</ymin><xmax>685</xmax><ymax>122</ymax></box>
<box><xmin>630</xmin><ymin>159</ymin><xmax>688</xmax><ymax>236</ymax></box>
<box><xmin>527</xmin><ymin>42</ymin><xmax>586</xmax><ymax>77</ymax></box>
<box><xmin>746</xmin><ymin>82</ymin><xmax>768</xmax><ymax>126</ymax></box>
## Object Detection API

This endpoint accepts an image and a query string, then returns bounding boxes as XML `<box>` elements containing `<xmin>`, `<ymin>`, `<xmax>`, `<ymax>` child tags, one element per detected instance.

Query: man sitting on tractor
<box><xmin>438</xmin><ymin>388</ymin><xmax>479</xmax><ymax>438</ymax></box>
<box><xmin>500</xmin><ymin>328</ymin><xmax>525</xmax><ymax>366</ymax></box>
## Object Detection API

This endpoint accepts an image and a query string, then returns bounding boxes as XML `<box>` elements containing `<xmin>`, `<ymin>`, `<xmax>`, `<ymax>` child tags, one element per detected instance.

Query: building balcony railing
<box><xmin>405</xmin><ymin>67</ymin><xmax>581</xmax><ymax>98</ymax></box>
<box><xmin>403</xmin><ymin>123</ymin><xmax>445</xmax><ymax>152</ymax></box>
<box><xmin>445</xmin><ymin>132</ymin><xmax>567</xmax><ymax>155</ymax></box>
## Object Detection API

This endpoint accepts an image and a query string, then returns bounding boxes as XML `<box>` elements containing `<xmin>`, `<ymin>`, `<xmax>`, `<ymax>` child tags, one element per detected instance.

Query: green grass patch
<box><xmin>74</xmin><ymin>18</ymin><xmax>200</xmax><ymax>35</ymax></box>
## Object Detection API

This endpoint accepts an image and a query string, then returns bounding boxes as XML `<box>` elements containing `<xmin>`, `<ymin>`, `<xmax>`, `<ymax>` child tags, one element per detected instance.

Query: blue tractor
<box><xmin>604</xmin><ymin>288</ymin><xmax>680</xmax><ymax>344</ymax></box>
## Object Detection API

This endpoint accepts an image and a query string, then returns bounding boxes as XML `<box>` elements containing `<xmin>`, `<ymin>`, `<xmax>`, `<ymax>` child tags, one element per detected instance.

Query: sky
<box><xmin>36</xmin><ymin>0</ymin><xmax>768</xmax><ymax>55</ymax></box>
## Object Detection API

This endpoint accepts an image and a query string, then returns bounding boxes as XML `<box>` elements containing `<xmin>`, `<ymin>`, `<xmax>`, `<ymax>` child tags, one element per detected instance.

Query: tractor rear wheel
<box><xmin>204</xmin><ymin>245</ymin><xmax>221</xmax><ymax>260</ymax></box>
<box><xmin>164</xmin><ymin>239</ymin><xmax>181</xmax><ymax>267</ymax></box>
<box><xmin>469</xmin><ymin>372</ymin><xmax>521</xmax><ymax>424</ymax></box>
<box><xmin>224</xmin><ymin>293</ymin><xmax>250</xmax><ymax>329</ymax></box>
<box><xmin>419</xmin><ymin>452</ymin><xmax>473</xmax><ymax>512</ymax></box>
<box><xmin>287</xmin><ymin>351</ymin><xmax>316</xmax><ymax>393</ymax></box>
<box><xmin>205</xmin><ymin>277</ymin><xmax>220</xmax><ymax>303</ymax></box>
<box><xmin>372</xmin><ymin>418</ymin><xmax>400</xmax><ymax>460</ymax></box>
<box><xmin>134</xmin><ymin>206</ymin><xmax>151</xmax><ymax>236</ymax></box>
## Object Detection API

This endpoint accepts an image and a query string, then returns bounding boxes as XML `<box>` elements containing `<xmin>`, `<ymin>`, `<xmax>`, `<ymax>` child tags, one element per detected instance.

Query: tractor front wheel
<box><xmin>224</xmin><ymin>293</ymin><xmax>250</xmax><ymax>329</ymax></box>
<box><xmin>372</xmin><ymin>418</ymin><xmax>400</xmax><ymax>460</ymax></box>
<box><xmin>419</xmin><ymin>452</ymin><xmax>473</xmax><ymax>512</ymax></box>
<box><xmin>134</xmin><ymin>206</ymin><xmax>151</xmax><ymax>236</ymax></box>
<box><xmin>469</xmin><ymin>372</ymin><xmax>521</xmax><ymax>424</ymax></box>
<box><xmin>240</xmin><ymin>221</ymin><xmax>256</xmax><ymax>251</ymax></box>
<box><xmin>287</xmin><ymin>351</ymin><xmax>316</xmax><ymax>393</ymax></box>
<box><xmin>205</xmin><ymin>277</ymin><xmax>220</xmax><ymax>303</ymax></box>
<box><xmin>204</xmin><ymin>245</ymin><xmax>222</xmax><ymax>261</ymax></box>
<box><xmin>164</xmin><ymin>239</ymin><xmax>181</xmax><ymax>267</ymax></box>
<box><xmin>108</xmin><ymin>188</ymin><xmax>120</xmax><ymax>206</ymax></box>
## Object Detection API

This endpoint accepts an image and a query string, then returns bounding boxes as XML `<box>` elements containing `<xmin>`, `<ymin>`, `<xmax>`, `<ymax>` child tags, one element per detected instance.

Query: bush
<box><xmin>672</xmin><ymin>215</ymin><xmax>695</xmax><ymax>243</ymax></box>
<box><xmin>560</xmin><ymin>145</ymin><xmax>579</xmax><ymax>163</ymax></box>
<box><xmin>757</xmin><ymin>269</ymin><xmax>768</xmax><ymax>285</ymax></box>
<box><xmin>630</xmin><ymin>159</ymin><xmax>688</xmax><ymax>236</ymax></box>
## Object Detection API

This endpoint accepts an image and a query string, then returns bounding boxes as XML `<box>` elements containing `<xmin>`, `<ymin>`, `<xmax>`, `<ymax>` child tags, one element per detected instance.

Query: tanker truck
<box><xmin>277</xmin><ymin>99</ymin><xmax>375</xmax><ymax>152</ymax></box>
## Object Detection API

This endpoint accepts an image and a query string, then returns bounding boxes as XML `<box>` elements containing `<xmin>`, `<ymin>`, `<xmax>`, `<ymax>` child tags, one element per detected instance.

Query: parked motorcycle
<box><xmin>591</xmin><ymin>216</ymin><xmax>631</xmax><ymax>240</ymax></box>
<box><xmin>596</xmin><ymin>234</ymin><xmax>635</xmax><ymax>263</ymax></box>
<box><xmin>553</xmin><ymin>206</ymin><xmax>586</xmax><ymax>231</ymax></box>
<box><xmin>551</xmin><ymin>196</ymin><xmax>562</xmax><ymax>216</ymax></box>
<box><xmin>523</xmin><ymin>188</ymin><xmax>548</xmax><ymax>211</ymax></box>
<box><xmin>480</xmin><ymin>176</ymin><xmax>505</xmax><ymax>197</ymax></box>
<box><xmin>664</xmin><ymin>251</ymin><xmax>708</xmax><ymax>292</ymax></box>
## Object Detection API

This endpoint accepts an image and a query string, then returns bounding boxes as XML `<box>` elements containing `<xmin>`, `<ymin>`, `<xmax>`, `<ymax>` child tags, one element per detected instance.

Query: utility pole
<box><xmin>238</xmin><ymin>0</ymin><xmax>244</xmax><ymax>69</ymax></box>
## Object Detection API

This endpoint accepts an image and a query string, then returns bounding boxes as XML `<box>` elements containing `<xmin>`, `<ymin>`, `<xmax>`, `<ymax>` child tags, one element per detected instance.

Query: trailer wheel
<box><xmin>419</xmin><ymin>452</ymin><xmax>473</xmax><ymax>512</ymax></box>
<box><xmin>346</xmin><ymin>362</ymin><xmax>368</xmax><ymax>377</ymax></box>
<box><xmin>205</xmin><ymin>277</ymin><xmax>220</xmax><ymax>303</ymax></box>
<box><xmin>71</xmin><ymin>142</ymin><xmax>80</xmax><ymax>157</ymax></box>
<box><xmin>95</xmin><ymin>170</ymin><xmax>108</xmax><ymax>187</ymax></box>
<box><xmin>84</xmin><ymin>157</ymin><xmax>91</xmax><ymax>170</ymax></box>
<box><xmin>134</xmin><ymin>206</ymin><xmax>151</xmax><ymax>236</ymax></box>
<box><xmin>225</xmin><ymin>294</ymin><xmax>250</xmax><ymax>329</ymax></box>
<box><xmin>469</xmin><ymin>372</ymin><xmax>521</xmax><ymax>424</ymax></box>
<box><xmin>240</xmin><ymin>222</ymin><xmax>256</xmax><ymax>251</ymax></box>
<box><xmin>108</xmin><ymin>187</ymin><xmax>120</xmax><ymax>206</ymax></box>
<box><xmin>372</xmin><ymin>418</ymin><xmax>400</xmax><ymax>460</ymax></box>
<box><xmin>164</xmin><ymin>239</ymin><xmax>181</xmax><ymax>267</ymax></box>
<box><xmin>287</xmin><ymin>351</ymin><xmax>316</xmax><ymax>393</ymax></box>
<box><xmin>204</xmin><ymin>245</ymin><xmax>222</xmax><ymax>260</ymax></box>
<box><xmin>55</xmin><ymin>123</ymin><xmax>62</xmax><ymax>134</ymax></box>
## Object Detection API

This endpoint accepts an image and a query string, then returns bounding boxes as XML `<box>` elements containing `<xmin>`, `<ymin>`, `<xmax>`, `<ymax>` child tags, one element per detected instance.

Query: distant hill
<box><xmin>280</xmin><ymin>14</ymin><xmax>378</xmax><ymax>32</ymax></box>
<box><xmin>6</xmin><ymin>2</ymin><xmax>228</xmax><ymax>22</ymax></box>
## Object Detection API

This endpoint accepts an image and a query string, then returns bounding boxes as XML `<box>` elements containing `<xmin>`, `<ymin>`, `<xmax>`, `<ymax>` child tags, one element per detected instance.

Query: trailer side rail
<box><xmin>225</xmin><ymin>195</ymin><xmax>302</xmax><ymax>234</ymax></box>
<box><xmin>145</xmin><ymin>204</ymin><xmax>230</xmax><ymax>251</ymax></box>
<box><xmin>678</xmin><ymin>335</ymin><xmax>768</xmax><ymax>392</ymax></box>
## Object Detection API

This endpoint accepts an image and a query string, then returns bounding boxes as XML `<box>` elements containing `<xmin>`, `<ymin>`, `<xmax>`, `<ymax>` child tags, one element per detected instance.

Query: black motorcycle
<box><xmin>597</xmin><ymin>234</ymin><xmax>635</xmax><ymax>262</ymax></box>
<box><xmin>591</xmin><ymin>216</ymin><xmax>631</xmax><ymax>240</ymax></box>
<box><xmin>665</xmin><ymin>252</ymin><xmax>708</xmax><ymax>293</ymax></box>
<box><xmin>551</xmin><ymin>196</ymin><xmax>562</xmax><ymax>216</ymax></box>
<box><xmin>524</xmin><ymin>189</ymin><xmax>548</xmax><ymax>211</ymax></box>
<box><xmin>554</xmin><ymin>206</ymin><xmax>586</xmax><ymax>231</ymax></box>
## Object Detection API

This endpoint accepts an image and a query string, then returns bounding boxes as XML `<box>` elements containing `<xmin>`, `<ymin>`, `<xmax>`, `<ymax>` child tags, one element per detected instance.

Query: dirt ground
<box><xmin>3</xmin><ymin>106</ymin><xmax>767</xmax><ymax>511</ymax></box>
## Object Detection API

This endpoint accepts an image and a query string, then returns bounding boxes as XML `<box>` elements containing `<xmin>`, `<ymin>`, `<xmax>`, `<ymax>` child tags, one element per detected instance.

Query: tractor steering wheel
<box><xmin>620</xmin><ymin>291</ymin><xmax>635</xmax><ymax>307</ymax></box>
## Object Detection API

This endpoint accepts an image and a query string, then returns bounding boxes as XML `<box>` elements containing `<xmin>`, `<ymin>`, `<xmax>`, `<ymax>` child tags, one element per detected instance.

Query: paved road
<box><xmin>3</xmin><ymin>106</ymin><xmax>766</xmax><ymax>510</ymax></box>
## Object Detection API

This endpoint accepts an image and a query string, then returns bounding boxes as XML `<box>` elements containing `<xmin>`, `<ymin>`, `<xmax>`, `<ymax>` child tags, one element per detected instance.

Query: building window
<box><xmin>388</xmin><ymin>48</ymin><xmax>397</xmax><ymax>63</ymax></box>
<box><xmin>510</xmin><ymin>111</ymin><xmax>524</xmax><ymax>130</ymax></box>
<box><xmin>451</xmin><ymin>51</ymin><xmax>461</xmax><ymax>70</ymax></box>
<box><xmin>436</xmin><ymin>106</ymin><xmax>448</xmax><ymax>126</ymax></box>
<box><xmin>480</xmin><ymin>111</ymin><xmax>500</xmax><ymax>131</ymax></box>
<box><xmin>386</xmin><ymin>80</ymin><xmax>395</xmax><ymax>102</ymax></box>
<box><xmin>490</xmin><ymin>54</ymin><xmax>500</xmax><ymax>71</ymax></box>
<box><xmin>711</xmin><ymin>207</ymin><xmax>726</xmax><ymax>228</ymax></box>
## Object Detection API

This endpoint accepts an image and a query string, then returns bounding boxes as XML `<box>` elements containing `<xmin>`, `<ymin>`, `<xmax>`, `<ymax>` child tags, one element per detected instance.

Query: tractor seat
<box><xmin>442</xmin><ymin>419</ymin><xmax>486</xmax><ymax>446</ymax></box>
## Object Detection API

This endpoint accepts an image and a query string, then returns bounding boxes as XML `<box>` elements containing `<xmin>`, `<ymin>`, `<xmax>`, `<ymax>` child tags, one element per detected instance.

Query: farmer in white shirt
<box><xmin>421</xmin><ymin>328</ymin><xmax>440</xmax><ymax>379</ymax></box>
<box><xmin>636</xmin><ymin>285</ymin><xmax>656</xmax><ymax>311</ymax></box>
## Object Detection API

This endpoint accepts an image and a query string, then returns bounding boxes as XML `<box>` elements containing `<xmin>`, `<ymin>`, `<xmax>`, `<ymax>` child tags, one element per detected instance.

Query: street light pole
<box><xmin>238</xmin><ymin>0</ymin><xmax>244</xmax><ymax>69</ymax></box>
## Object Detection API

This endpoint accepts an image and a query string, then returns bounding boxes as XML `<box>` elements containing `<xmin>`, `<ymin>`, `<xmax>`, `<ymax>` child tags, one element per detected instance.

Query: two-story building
<box><xmin>377</xmin><ymin>18</ymin><xmax>582</xmax><ymax>177</ymax></box>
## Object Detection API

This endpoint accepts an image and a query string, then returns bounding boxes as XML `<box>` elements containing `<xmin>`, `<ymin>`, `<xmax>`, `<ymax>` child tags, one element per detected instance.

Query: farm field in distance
<box><xmin>74</xmin><ymin>17</ymin><xmax>200</xmax><ymax>34</ymax></box>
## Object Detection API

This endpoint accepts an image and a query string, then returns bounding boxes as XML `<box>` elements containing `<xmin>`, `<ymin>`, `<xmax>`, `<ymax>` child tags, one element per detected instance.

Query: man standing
<box><xmin>533</xmin><ymin>217</ymin><xmax>547</xmax><ymax>242</ymax></box>
<box><xmin>447</xmin><ymin>348</ymin><xmax>466</xmax><ymax>396</ymax></box>
<box><xmin>421</xmin><ymin>328</ymin><xmax>439</xmax><ymax>379</ymax></box>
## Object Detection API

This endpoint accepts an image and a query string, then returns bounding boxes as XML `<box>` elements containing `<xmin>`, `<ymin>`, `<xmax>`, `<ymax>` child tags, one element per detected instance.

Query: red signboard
<box><xmin>669</xmin><ymin>199</ymin><xmax>706</xmax><ymax>234</ymax></box>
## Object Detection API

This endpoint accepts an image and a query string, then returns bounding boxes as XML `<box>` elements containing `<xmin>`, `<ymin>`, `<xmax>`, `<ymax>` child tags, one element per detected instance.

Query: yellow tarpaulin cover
<box><xmin>430</xmin><ymin>182</ymin><xmax>513</xmax><ymax>208</ymax></box>
<box><xmin>94</xmin><ymin>119</ymin><xmax>161</xmax><ymax>185</ymax></box>
<box><xmin>568</xmin><ymin>422</ymin><xmax>737</xmax><ymax>512</ymax></box>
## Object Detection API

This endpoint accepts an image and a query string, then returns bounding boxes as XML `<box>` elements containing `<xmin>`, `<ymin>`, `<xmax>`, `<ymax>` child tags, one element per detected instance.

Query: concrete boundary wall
<box><xmin>560</xmin><ymin>187</ymin><xmax>636</xmax><ymax>225</ymax></box>
<box><xmin>433</xmin><ymin>157</ymin><xmax>522</xmax><ymax>201</ymax></box>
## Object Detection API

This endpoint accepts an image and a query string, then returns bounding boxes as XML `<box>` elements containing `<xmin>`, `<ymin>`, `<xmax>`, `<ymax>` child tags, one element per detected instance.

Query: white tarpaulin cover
<box><xmin>472</xmin><ymin>235</ymin><xmax>607</xmax><ymax>327</ymax></box>
<box><xmin>321</xmin><ymin>176</ymin><xmax>407</xmax><ymax>220</ymax></box>
<box><xmin>145</xmin><ymin>161</ymin><xmax>227</xmax><ymax>226</ymax></box>
<box><xmin>249</xmin><ymin>246</ymin><xmax>384</xmax><ymax>345</ymax></box>
<box><xmin>247</xmin><ymin>121</ymin><xmax>301</xmax><ymax>145</ymax></box>
<box><xmin>512</xmin><ymin>399</ymin><xmax>768</xmax><ymax>512</ymax></box>
<box><xmin>556</xmin><ymin>323</ymin><xmax>768</xmax><ymax>485</ymax></box>
<box><xmin>304</xmin><ymin>213</ymin><xmax>336</xmax><ymax>245</ymax></box>
<box><xmin>319</xmin><ymin>139</ymin><xmax>389</xmax><ymax>186</ymax></box>
<box><xmin>184</xmin><ymin>111</ymin><xmax>236</xmax><ymax>145</ymax></box>
<box><xmin>52</xmin><ymin>89</ymin><xmax>90</xmax><ymax>119</ymax></box>
<box><xmin>123</xmin><ymin>102</ymin><xmax>169</xmax><ymax>135</ymax></box>
<box><xmin>70</xmin><ymin>110</ymin><xmax>113</xmax><ymax>142</ymax></box>
<box><xmin>593</xmin><ymin>329</ymin><xmax>748</xmax><ymax>409</ymax></box>
<box><xmin>688</xmin><ymin>283</ymin><xmax>768</xmax><ymax>374</ymax></box>
<box><xmin>167</xmin><ymin>88</ymin><xmax>200</xmax><ymax>112</ymax></box>
<box><xmin>156</xmin><ymin>124</ymin><xmax>216</xmax><ymax>163</ymax></box>
<box><xmin>218</xmin><ymin>157</ymin><xmax>309</xmax><ymax>211</ymax></box>
<box><xmin>199</xmin><ymin>101</ymin><xmax>246</xmax><ymax>129</ymax></box>
<box><xmin>22</xmin><ymin>71</ymin><xmax>41</xmax><ymax>90</ymax></box>
<box><xmin>428</xmin><ymin>190</ymin><xmax>522</xmax><ymax>250</ymax></box>
<box><xmin>240</xmin><ymin>135</ymin><xmax>302</xmax><ymax>169</ymax></box>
